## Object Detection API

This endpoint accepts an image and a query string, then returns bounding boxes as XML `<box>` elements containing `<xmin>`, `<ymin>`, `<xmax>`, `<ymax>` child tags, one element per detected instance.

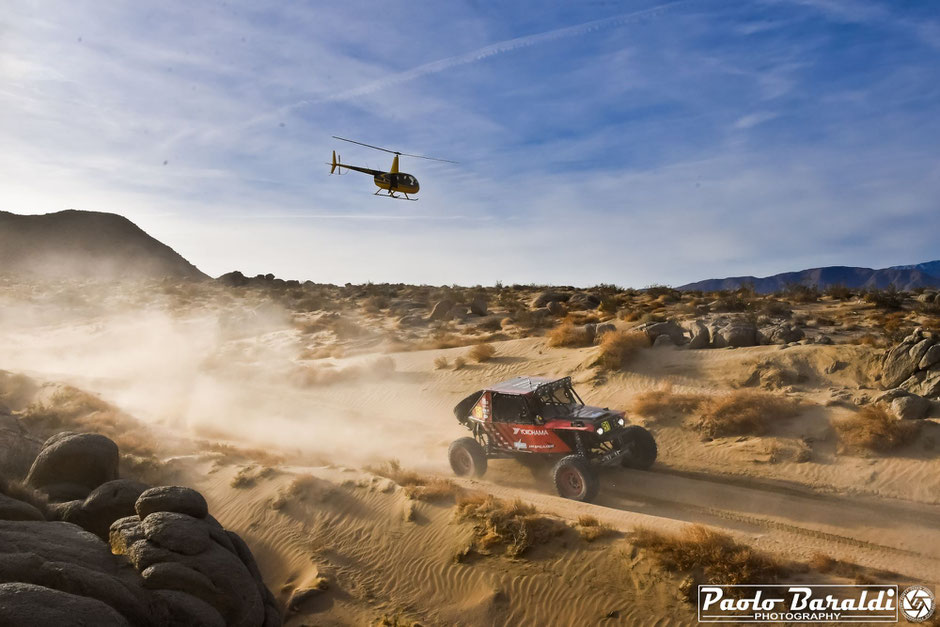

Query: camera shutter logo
<box><xmin>901</xmin><ymin>585</ymin><xmax>935</xmax><ymax>623</ymax></box>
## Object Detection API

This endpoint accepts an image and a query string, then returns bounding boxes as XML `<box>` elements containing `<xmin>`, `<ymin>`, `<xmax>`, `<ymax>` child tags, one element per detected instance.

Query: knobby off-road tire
<box><xmin>619</xmin><ymin>425</ymin><xmax>657</xmax><ymax>470</ymax></box>
<box><xmin>448</xmin><ymin>437</ymin><xmax>487</xmax><ymax>477</ymax></box>
<box><xmin>552</xmin><ymin>455</ymin><xmax>599</xmax><ymax>502</ymax></box>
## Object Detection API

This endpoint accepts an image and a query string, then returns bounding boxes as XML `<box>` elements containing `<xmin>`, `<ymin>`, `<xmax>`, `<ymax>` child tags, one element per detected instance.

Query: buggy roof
<box><xmin>484</xmin><ymin>376</ymin><xmax>571</xmax><ymax>395</ymax></box>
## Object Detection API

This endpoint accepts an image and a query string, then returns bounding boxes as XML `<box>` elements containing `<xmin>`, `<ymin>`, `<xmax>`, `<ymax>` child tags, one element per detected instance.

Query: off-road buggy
<box><xmin>448</xmin><ymin>376</ymin><xmax>657</xmax><ymax>502</ymax></box>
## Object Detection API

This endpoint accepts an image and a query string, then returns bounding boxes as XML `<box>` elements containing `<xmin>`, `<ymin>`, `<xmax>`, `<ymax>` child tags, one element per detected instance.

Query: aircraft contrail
<box><xmin>299</xmin><ymin>0</ymin><xmax>690</xmax><ymax>107</ymax></box>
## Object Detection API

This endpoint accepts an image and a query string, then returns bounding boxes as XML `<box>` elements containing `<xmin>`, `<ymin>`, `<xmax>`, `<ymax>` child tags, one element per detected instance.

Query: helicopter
<box><xmin>328</xmin><ymin>136</ymin><xmax>456</xmax><ymax>200</ymax></box>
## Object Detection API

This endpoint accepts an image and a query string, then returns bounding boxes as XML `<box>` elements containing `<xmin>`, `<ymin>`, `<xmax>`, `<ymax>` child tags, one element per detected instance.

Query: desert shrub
<box><xmin>476</xmin><ymin>317</ymin><xmax>504</xmax><ymax>332</ymax></box>
<box><xmin>834</xmin><ymin>405</ymin><xmax>920</xmax><ymax>452</ymax></box>
<box><xmin>633</xmin><ymin>525</ymin><xmax>786</xmax><ymax>586</ymax></box>
<box><xmin>825</xmin><ymin>284</ymin><xmax>853</xmax><ymax>300</ymax></box>
<box><xmin>469</xmin><ymin>342</ymin><xmax>496</xmax><ymax>362</ymax></box>
<box><xmin>576</xmin><ymin>515</ymin><xmax>617</xmax><ymax>542</ymax></box>
<box><xmin>453</xmin><ymin>356</ymin><xmax>467</xmax><ymax>370</ymax></box>
<box><xmin>644</xmin><ymin>285</ymin><xmax>677</xmax><ymax>299</ymax></box>
<box><xmin>759</xmin><ymin>299</ymin><xmax>792</xmax><ymax>317</ymax></box>
<box><xmin>594</xmin><ymin>331</ymin><xmax>649</xmax><ymax>371</ymax></box>
<box><xmin>857</xmin><ymin>333</ymin><xmax>885</xmax><ymax>347</ymax></box>
<box><xmin>454</xmin><ymin>492</ymin><xmax>566</xmax><ymax>558</ymax></box>
<box><xmin>433</xmin><ymin>355</ymin><xmax>449</xmax><ymax>369</ymax></box>
<box><xmin>865</xmin><ymin>288</ymin><xmax>904</xmax><ymax>310</ymax></box>
<box><xmin>632</xmin><ymin>385</ymin><xmax>706</xmax><ymax>417</ymax></box>
<box><xmin>695</xmin><ymin>391</ymin><xmax>800</xmax><ymax>437</ymax></box>
<box><xmin>367</xmin><ymin>460</ymin><xmax>460</xmax><ymax>502</ymax></box>
<box><xmin>547</xmin><ymin>321</ymin><xmax>593</xmax><ymax>348</ymax></box>
<box><xmin>780</xmin><ymin>283</ymin><xmax>819</xmax><ymax>303</ymax></box>
<box><xmin>711</xmin><ymin>292</ymin><xmax>751</xmax><ymax>313</ymax></box>
<box><xmin>231</xmin><ymin>464</ymin><xmax>279</xmax><ymax>489</ymax></box>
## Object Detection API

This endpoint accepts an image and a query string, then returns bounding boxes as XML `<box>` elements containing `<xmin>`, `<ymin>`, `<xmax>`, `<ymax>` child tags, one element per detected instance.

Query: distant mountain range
<box><xmin>678</xmin><ymin>261</ymin><xmax>940</xmax><ymax>293</ymax></box>
<box><xmin>0</xmin><ymin>210</ymin><xmax>207</xmax><ymax>280</ymax></box>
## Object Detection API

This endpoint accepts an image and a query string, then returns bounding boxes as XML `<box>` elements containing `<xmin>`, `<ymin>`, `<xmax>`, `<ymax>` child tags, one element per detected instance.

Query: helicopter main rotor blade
<box><xmin>332</xmin><ymin>136</ymin><xmax>399</xmax><ymax>155</ymax></box>
<box><xmin>332</xmin><ymin>136</ymin><xmax>458</xmax><ymax>164</ymax></box>
<box><xmin>397</xmin><ymin>151</ymin><xmax>459</xmax><ymax>164</ymax></box>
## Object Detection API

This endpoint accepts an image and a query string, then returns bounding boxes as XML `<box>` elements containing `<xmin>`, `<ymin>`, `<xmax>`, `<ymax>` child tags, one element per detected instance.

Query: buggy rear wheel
<box><xmin>552</xmin><ymin>455</ymin><xmax>598</xmax><ymax>502</ymax></box>
<box><xmin>448</xmin><ymin>437</ymin><xmax>487</xmax><ymax>477</ymax></box>
<box><xmin>619</xmin><ymin>425</ymin><xmax>657</xmax><ymax>470</ymax></box>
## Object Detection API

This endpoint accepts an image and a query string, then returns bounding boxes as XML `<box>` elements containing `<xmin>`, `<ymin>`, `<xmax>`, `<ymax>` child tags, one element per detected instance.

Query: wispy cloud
<box><xmin>2</xmin><ymin>0</ymin><xmax>939</xmax><ymax>285</ymax></box>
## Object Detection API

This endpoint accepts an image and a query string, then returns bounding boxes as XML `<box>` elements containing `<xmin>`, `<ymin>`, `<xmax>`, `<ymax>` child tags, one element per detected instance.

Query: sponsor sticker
<box><xmin>698</xmin><ymin>585</ymin><xmax>903</xmax><ymax>623</ymax></box>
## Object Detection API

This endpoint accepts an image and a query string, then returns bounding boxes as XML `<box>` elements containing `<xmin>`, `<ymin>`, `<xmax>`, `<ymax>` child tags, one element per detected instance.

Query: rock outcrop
<box><xmin>0</xmin><ymin>430</ymin><xmax>281</xmax><ymax>626</ymax></box>
<box><xmin>882</xmin><ymin>329</ymin><xmax>940</xmax><ymax>398</ymax></box>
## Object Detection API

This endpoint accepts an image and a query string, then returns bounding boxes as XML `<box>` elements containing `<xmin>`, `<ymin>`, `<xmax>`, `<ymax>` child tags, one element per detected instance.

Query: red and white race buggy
<box><xmin>448</xmin><ymin>376</ymin><xmax>657</xmax><ymax>502</ymax></box>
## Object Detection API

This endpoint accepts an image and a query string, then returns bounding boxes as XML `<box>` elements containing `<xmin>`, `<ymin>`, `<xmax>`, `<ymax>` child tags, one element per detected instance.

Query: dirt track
<box><xmin>464</xmin><ymin>460</ymin><xmax>940</xmax><ymax>585</ymax></box>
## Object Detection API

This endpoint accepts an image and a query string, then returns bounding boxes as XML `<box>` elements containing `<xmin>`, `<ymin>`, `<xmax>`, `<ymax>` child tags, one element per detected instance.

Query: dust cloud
<box><xmin>0</xmin><ymin>278</ymin><xmax>452</xmax><ymax>468</ymax></box>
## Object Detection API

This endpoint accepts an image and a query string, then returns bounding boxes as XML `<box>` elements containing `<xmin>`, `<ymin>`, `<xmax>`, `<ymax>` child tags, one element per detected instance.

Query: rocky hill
<box><xmin>0</xmin><ymin>210</ymin><xmax>207</xmax><ymax>280</ymax></box>
<box><xmin>678</xmin><ymin>262</ymin><xmax>940</xmax><ymax>293</ymax></box>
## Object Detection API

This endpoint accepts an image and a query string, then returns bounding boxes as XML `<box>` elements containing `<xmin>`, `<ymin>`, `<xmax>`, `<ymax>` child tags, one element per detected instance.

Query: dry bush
<box><xmin>633</xmin><ymin>525</ymin><xmax>786</xmax><ymax>585</ymax></box>
<box><xmin>404</xmin><ymin>477</ymin><xmax>461</xmax><ymax>502</ymax></box>
<box><xmin>825</xmin><ymin>285</ymin><xmax>853</xmax><ymax>300</ymax></box>
<box><xmin>453</xmin><ymin>356</ymin><xmax>467</xmax><ymax>370</ymax></box>
<box><xmin>632</xmin><ymin>385</ymin><xmax>706</xmax><ymax>417</ymax></box>
<box><xmin>454</xmin><ymin>492</ymin><xmax>566</xmax><ymax>558</ymax></box>
<box><xmin>547</xmin><ymin>321</ymin><xmax>594</xmax><ymax>347</ymax></box>
<box><xmin>231</xmin><ymin>464</ymin><xmax>279</xmax><ymax>488</ymax></box>
<box><xmin>469</xmin><ymin>342</ymin><xmax>496</xmax><ymax>363</ymax></box>
<box><xmin>367</xmin><ymin>461</ymin><xmax>461</xmax><ymax>503</ymax></box>
<box><xmin>576</xmin><ymin>515</ymin><xmax>617</xmax><ymax>542</ymax></box>
<box><xmin>865</xmin><ymin>288</ymin><xmax>904</xmax><ymax>310</ymax></box>
<box><xmin>834</xmin><ymin>405</ymin><xmax>920</xmax><ymax>453</ymax></box>
<box><xmin>857</xmin><ymin>333</ymin><xmax>885</xmax><ymax>347</ymax></box>
<box><xmin>594</xmin><ymin>330</ymin><xmax>649</xmax><ymax>371</ymax></box>
<box><xmin>433</xmin><ymin>355</ymin><xmax>449</xmax><ymax>370</ymax></box>
<box><xmin>271</xmin><ymin>474</ymin><xmax>323</xmax><ymax>510</ymax></box>
<box><xmin>695</xmin><ymin>391</ymin><xmax>800</xmax><ymax>438</ymax></box>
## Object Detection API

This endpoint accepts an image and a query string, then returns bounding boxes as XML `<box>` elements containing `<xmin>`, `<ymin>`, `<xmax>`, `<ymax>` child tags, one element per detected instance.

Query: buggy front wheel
<box><xmin>552</xmin><ymin>455</ymin><xmax>599</xmax><ymax>502</ymax></box>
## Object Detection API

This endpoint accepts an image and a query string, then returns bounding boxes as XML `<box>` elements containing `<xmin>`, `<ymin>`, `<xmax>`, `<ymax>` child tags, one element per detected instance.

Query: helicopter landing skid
<box><xmin>375</xmin><ymin>190</ymin><xmax>418</xmax><ymax>201</ymax></box>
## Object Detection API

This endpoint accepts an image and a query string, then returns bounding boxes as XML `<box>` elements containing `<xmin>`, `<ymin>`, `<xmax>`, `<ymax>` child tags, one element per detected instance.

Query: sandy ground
<box><xmin>2</xmin><ymin>281</ymin><xmax>938</xmax><ymax>625</ymax></box>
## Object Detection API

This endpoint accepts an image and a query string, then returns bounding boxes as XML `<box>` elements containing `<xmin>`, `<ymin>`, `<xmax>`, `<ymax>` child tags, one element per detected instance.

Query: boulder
<box><xmin>26</xmin><ymin>433</ymin><xmax>119</xmax><ymax>500</ymax></box>
<box><xmin>109</xmin><ymin>487</ymin><xmax>279</xmax><ymax>627</ymax></box>
<box><xmin>640</xmin><ymin>320</ymin><xmax>686</xmax><ymax>345</ymax></box>
<box><xmin>717</xmin><ymin>323</ymin><xmax>758</xmax><ymax>348</ymax></box>
<box><xmin>0</xmin><ymin>493</ymin><xmax>44</xmax><ymax>522</ymax></box>
<box><xmin>57</xmin><ymin>480</ymin><xmax>149</xmax><ymax>540</ymax></box>
<box><xmin>534</xmin><ymin>291</ymin><xmax>569</xmax><ymax>308</ymax></box>
<box><xmin>583</xmin><ymin>324</ymin><xmax>597</xmax><ymax>343</ymax></box>
<box><xmin>653</xmin><ymin>334</ymin><xmax>675</xmax><ymax>348</ymax></box>
<box><xmin>594</xmin><ymin>323</ymin><xmax>616</xmax><ymax>341</ymax></box>
<box><xmin>546</xmin><ymin>300</ymin><xmax>565</xmax><ymax>316</ymax></box>
<box><xmin>891</xmin><ymin>395</ymin><xmax>930</xmax><ymax>420</ymax></box>
<box><xmin>768</xmin><ymin>324</ymin><xmax>805</xmax><ymax>345</ymax></box>
<box><xmin>0</xmin><ymin>583</ymin><xmax>131</xmax><ymax>627</ymax></box>
<box><xmin>428</xmin><ymin>299</ymin><xmax>454</xmax><ymax>321</ymax></box>
<box><xmin>142</xmin><ymin>512</ymin><xmax>211</xmax><ymax>556</ymax></box>
<box><xmin>919</xmin><ymin>344</ymin><xmax>940</xmax><ymax>370</ymax></box>
<box><xmin>567</xmin><ymin>293</ymin><xmax>601</xmax><ymax>310</ymax></box>
<box><xmin>136</xmin><ymin>486</ymin><xmax>208</xmax><ymax>520</ymax></box>
<box><xmin>686</xmin><ymin>320</ymin><xmax>710</xmax><ymax>349</ymax></box>
<box><xmin>469</xmin><ymin>295</ymin><xmax>488</xmax><ymax>316</ymax></box>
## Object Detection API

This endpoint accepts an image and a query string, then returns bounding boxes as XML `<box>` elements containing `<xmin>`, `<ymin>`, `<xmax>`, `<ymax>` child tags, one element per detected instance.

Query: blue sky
<box><xmin>1</xmin><ymin>0</ymin><xmax>938</xmax><ymax>286</ymax></box>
